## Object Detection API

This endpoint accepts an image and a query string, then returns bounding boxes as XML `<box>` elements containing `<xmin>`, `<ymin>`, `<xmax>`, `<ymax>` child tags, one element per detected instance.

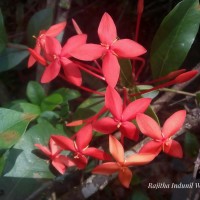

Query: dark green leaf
<box><xmin>27</xmin><ymin>8</ymin><xmax>53</xmax><ymax>46</ymax></box>
<box><xmin>119</xmin><ymin>58</ymin><xmax>134</xmax><ymax>88</ymax></box>
<box><xmin>184</xmin><ymin>132</ymin><xmax>199</xmax><ymax>157</ymax></box>
<box><xmin>74</xmin><ymin>94</ymin><xmax>104</xmax><ymax>120</ymax></box>
<box><xmin>26</xmin><ymin>81</ymin><xmax>46</xmax><ymax>105</ymax></box>
<box><xmin>131</xmin><ymin>189</ymin><xmax>150</xmax><ymax>200</ymax></box>
<box><xmin>0</xmin><ymin>108</ymin><xmax>36</xmax><ymax>149</ymax></box>
<box><xmin>150</xmin><ymin>0</ymin><xmax>200</xmax><ymax>78</ymax></box>
<box><xmin>55</xmin><ymin>88</ymin><xmax>81</xmax><ymax>101</ymax></box>
<box><xmin>0</xmin><ymin>154</ymin><xmax>5</xmax><ymax>175</ymax></box>
<box><xmin>0</xmin><ymin>9</ymin><xmax>7</xmax><ymax>53</ymax></box>
<box><xmin>41</xmin><ymin>93</ymin><xmax>63</xmax><ymax>112</ymax></box>
<box><xmin>0</xmin><ymin>46</ymin><xmax>29</xmax><ymax>72</ymax></box>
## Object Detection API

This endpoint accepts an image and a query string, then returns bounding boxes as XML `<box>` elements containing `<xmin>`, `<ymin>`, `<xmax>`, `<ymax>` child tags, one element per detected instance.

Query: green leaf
<box><xmin>137</xmin><ymin>85</ymin><xmax>159</xmax><ymax>99</ymax></box>
<box><xmin>0</xmin><ymin>154</ymin><xmax>5</xmax><ymax>175</ymax></box>
<box><xmin>41</xmin><ymin>93</ymin><xmax>63</xmax><ymax>112</ymax></box>
<box><xmin>20</xmin><ymin>102</ymin><xmax>41</xmax><ymax>115</ymax></box>
<box><xmin>74</xmin><ymin>94</ymin><xmax>104</xmax><ymax>120</ymax></box>
<box><xmin>0</xmin><ymin>46</ymin><xmax>29</xmax><ymax>72</ymax></box>
<box><xmin>55</xmin><ymin>88</ymin><xmax>81</xmax><ymax>101</ymax></box>
<box><xmin>0</xmin><ymin>9</ymin><xmax>7</xmax><ymax>53</ymax></box>
<box><xmin>26</xmin><ymin>81</ymin><xmax>46</xmax><ymax>105</ymax></box>
<box><xmin>27</xmin><ymin>8</ymin><xmax>53</xmax><ymax>46</ymax></box>
<box><xmin>150</xmin><ymin>0</ymin><xmax>200</xmax><ymax>78</ymax></box>
<box><xmin>0</xmin><ymin>121</ymin><xmax>64</xmax><ymax>200</ymax></box>
<box><xmin>2</xmin><ymin>121</ymin><xmax>64</xmax><ymax>178</ymax></box>
<box><xmin>184</xmin><ymin>132</ymin><xmax>199</xmax><ymax>157</ymax></box>
<box><xmin>0</xmin><ymin>108</ymin><xmax>36</xmax><ymax>149</ymax></box>
<box><xmin>119</xmin><ymin>58</ymin><xmax>134</xmax><ymax>88</ymax></box>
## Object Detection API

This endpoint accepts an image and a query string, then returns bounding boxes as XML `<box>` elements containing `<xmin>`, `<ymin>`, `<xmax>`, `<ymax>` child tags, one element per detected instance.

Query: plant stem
<box><xmin>159</xmin><ymin>88</ymin><xmax>196</xmax><ymax>97</ymax></box>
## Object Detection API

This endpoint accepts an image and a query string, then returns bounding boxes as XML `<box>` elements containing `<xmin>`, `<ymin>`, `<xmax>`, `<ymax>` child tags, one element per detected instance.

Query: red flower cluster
<box><xmin>31</xmin><ymin>11</ymin><xmax>196</xmax><ymax>188</ymax></box>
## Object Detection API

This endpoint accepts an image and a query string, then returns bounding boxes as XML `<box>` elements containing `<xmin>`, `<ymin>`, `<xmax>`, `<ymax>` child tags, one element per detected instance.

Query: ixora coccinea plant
<box><xmin>28</xmin><ymin>6</ymin><xmax>196</xmax><ymax>189</ymax></box>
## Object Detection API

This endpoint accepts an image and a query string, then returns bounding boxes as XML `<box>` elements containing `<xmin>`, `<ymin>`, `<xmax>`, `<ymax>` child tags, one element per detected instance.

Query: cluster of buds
<box><xmin>30</xmin><ymin>9</ymin><xmax>197</xmax><ymax>188</ymax></box>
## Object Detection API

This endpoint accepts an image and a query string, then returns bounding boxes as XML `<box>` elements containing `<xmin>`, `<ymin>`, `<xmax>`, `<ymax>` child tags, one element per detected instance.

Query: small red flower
<box><xmin>136</xmin><ymin>110</ymin><xmax>186</xmax><ymax>158</ymax></box>
<box><xmin>51</xmin><ymin>124</ymin><xmax>111</xmax><ymax>169</ymax></box>
<box><xmin>28</xmin><ymin>21</ymin><xmax>66</xmax><ymax>67</ymax></box>
<box><xmin>29</xmin><ymin>34</ymin><xmax>87</xmax><ymax>85</ymax></box>
<box><xmin>93</xmin><ymin>86</ymin><xmax>151</xmax><ymax>142</ymax></box>
<box><xmin>70</xmin><ymin>12</ymin><xmax>146</xmax><ymax>87</ymax></box>
<box><xmin>92</xmin><ymin>135</ymin><xmax>156</xmax><ymax>188</ymax></box>
<box><xmin>35</xmin><ymin>138</ymin><xmax>74</xmax><ymax>174</ymax></box>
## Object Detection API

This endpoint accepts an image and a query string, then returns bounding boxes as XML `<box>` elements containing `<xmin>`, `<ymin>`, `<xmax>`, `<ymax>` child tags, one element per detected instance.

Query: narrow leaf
<box><xmin>150</xmin><ymin>0</ymin><xmax>200</xmax><ymax>78</ymax></box>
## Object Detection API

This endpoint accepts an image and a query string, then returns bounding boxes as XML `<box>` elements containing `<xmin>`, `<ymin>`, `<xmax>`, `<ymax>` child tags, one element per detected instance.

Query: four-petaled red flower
<box><xmin>35</xmin><ymin>138</ymin><xmax>74</xmax><ymax>174</ymax></box>
<box><xmin>93</xmin><ymin>135</ymin><xmax>156</xmax><ymax>188</ymax></box>
<box><xmin>136</xmin><ymin>110</ymin><xmax>186</xmax><ymax>158</ymax></box>
<box><xmin>29</xmin><ymin>34</ymin><xmax>87</xmax><ymax>85</ymax></box>
<box><xmin>28</xmin><ymin>21</ymin><xmax>66</xmax><ymax>68</ymax></box>
<box><xmin>51</xmin><ymin>124</ymin><xmax>111</xmax><ymax>169</ymax></box>
<box><xmin>70</xmin><ymin>12</ymin><xmax>146</xmax><ymax>87</ymax></box>
<box><xmin>93</xmin><ymin>86</ymin><xmax>151</xmax><ymax>142</ymax></box>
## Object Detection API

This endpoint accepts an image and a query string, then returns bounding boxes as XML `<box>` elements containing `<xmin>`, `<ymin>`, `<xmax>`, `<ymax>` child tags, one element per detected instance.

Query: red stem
<box><xmin>135</xmin><ymin>57</ymin><xmax>146</xmax><ymax>81</ymax></box>
<box><xmin>78</xmin><ymin>85</ymin><xmax>105</xmax><ymax>96</ymax></box>
<box><xmin>130</xmin><ymin>80</ymin><xmax>176</xmax><ymax>97</ymax></box>
<box><xmin>77</xmin><ymin>64</ymin><xmax>105</xmax><ymax>81</ymax></box>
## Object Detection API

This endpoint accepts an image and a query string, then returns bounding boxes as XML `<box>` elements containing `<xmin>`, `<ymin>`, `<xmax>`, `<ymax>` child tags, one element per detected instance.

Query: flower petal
<box><xmin>136</xmin><ymin>113</ymin><xmax>162</xmax><ymax>140</ymax></box>
<box><xmin>61</xmin><ymin>58</ymin><xmax>82</xmax><ymax>86</ymax></box>
<box><xmin>105</xmin><ymin>86</ymin><xmax>123</xmax><ymax>119</ymax></box>
<box><xmin>109</xmin><ymin>135</ymin><xmax>124</xmax><ymax>163</ymax></box>
<box><xmin>162</xmin><ymin>110</ymin><xmax>186</xmax><ymax>138</ymax></box>
<box><xmin>52</xmin><ymin>158</ymin><xmax>66</xmax><ymax>174</ymax></box>
<box><xmin>125</xmin><ymin>153</ymin><xmax>156</xmax><ymax>166</ymax></box>
<box><xmin>73</xmin><ymin>154</ymin><xmax>88</xmax><ymax>169</ymax></box>
<box><xmin>122</xmin><ymin>98</ymin><xmax>151</xmax><ymax>121</ymax></box>
<box><xmin>139</xmin><ymin>140</ymin><xmax>162</xmax><ymax>155</ymax></box>
<box><xmin>46</xmin><ymin>21</ymin><xmax>67</xmax><ymax>37</ymax></box>
<box><xmin>84</xmin><ymin>147</ymin><xmax>112</xmax><ymax>160</ymax></box>
<box><xmin>28</xmin><ymin>47</ymin><xmax>46</xmax><ymax>66</ymax></box>
<box><xmin>164</xmin><ymin>139</ymin><xmax>183</xmax><ymax>158</ymax></box>
<box><xmin>120</xmin><ymin>122</ymin><xmax>138</xmax><ymax>141</ymax></box>
<box><xmin>41</xmin><ymin>60</ymin><xmax>61</xmax><ymax>83</ymax></box>
<box><xmin>112</xmin><ymin>39</ymin><xmax>146</xmax><ymax>58</ymax></box>
<box><xmin>92</xmin><ymin>117</ymin><xmax>117</xmax><ymax>134</ymax></box>
<box><xmin>45</xmin><ymin>36</ymin><xmax>62</xmax><ymax>57</ymax></box>
<box><xmin>102</xmin><ymin>52</ymin><xmax>120</xmax><ymax>87</ymax></box>
<box><xmin>58</xmin><ymin>155</ymin><xmax>75</xmax><ymax>167</ymax></box>
<box><xmin>51</xmin><ymin>135</ymin><xmax>75</xmax><ymax>152</ymax></box>
<box><xmin>61</xmin><ymin>34</ymin><xmax>87</xmax><ymax>57</ymax></box>
<box><xmin>92</xmin><ymin>162</ymin><xmax>120</xmax><ymax>175</ymax></box>
<box><xmin>28</xmin><ymin>44</ymin><xmax>41</xmax><ymax>68</ymax></box>
<box><xmin>118</xmin><ymin>167</ymin><xmax>132</xmax><ymax>188</ymax></box>
<box><xmin>49</xmin><ymin>138</ymin><xmax>60</xmax><ymax>155</ymax></box>
<box><xmin>76</xmin><ymin>124</ymin><xmax>93</xmax><ymax>151</ymax></box>
<box><xmin>34</xmin><ymin>144</ymin><xmax>51</xmax><ymax>157</ymax></box>
<box><xmin>98</xmin><ymin>12</ymin><xmax>117</xmax><ymax>45</ymax></box>
<box><xmin>70</xmin><ymin>44</ymin><xmax>104</xmax><ymax>61</ymax></box>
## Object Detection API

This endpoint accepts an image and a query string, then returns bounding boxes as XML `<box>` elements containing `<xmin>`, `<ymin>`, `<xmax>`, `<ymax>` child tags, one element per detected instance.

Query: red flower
<box><xmin>35</xmin><ymin>138</ymin><xmax>74</xmax><ymax>174</ymax></box>
<box><xmin>136</xmin><ymin>110</ymin><xmax>186</xmax><ymax>158</ymax></box>
<box><xmin>70</xmin><ymin>12</ymin><xmax>146</xmax><ymax>87</ymax></box>
<box><xmin>93</xmin><ymin>86</ymin><xmax>151</xmax><ymax>142</ymax></box>
<box><xmin>51</xmin><ymin>124</ymin><xmax>111</xmax><ymax>169</ymax></box>
<box><xmin>28</xmin><ymin>21</ymin><xmax>66</xmax><ymax>67</ymax></box>
<box><xmin>92</xmin><ymin>135</ymin><xmax>155</xmax><ymax>188</ymax></box>
<box><xmin>29</xmin><ymin>34</ymin><xmax>87</xmax><ymax>85</ymax></box>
